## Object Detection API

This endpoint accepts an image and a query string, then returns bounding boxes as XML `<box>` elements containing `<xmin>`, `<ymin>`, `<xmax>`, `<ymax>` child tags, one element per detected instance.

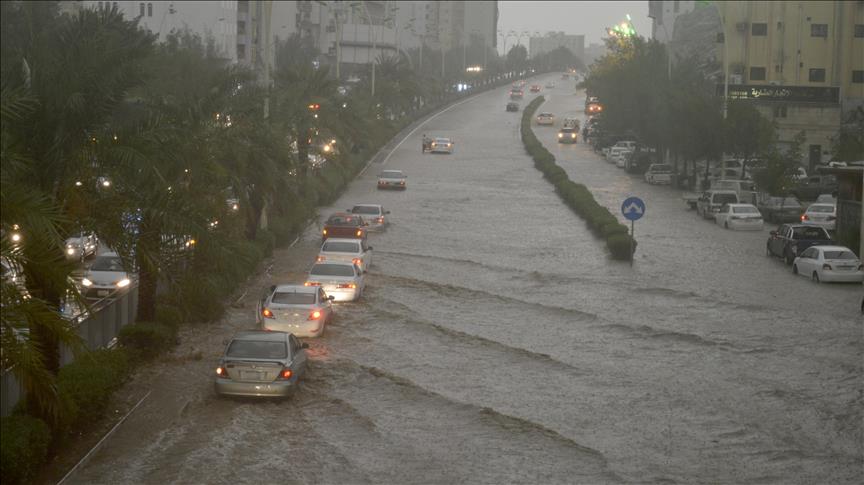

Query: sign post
<box><xmin>621</xmin><ymin>196</ymin><xmax>645</xmax><ymax>266</ymax></box>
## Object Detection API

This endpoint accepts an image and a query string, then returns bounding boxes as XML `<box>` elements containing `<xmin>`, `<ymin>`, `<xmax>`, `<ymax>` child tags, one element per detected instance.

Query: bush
<box><xmin>118</xmin><ymin>321</ymin><xmax>178</xmax><ymax>360</ymax></box>
<box><xmin>0</xmin><ymin>415</ymin><xmax>51</xmax><ymax>485</ymax></box>
<box><xmin>56</xmin><ymin>349</ymin><xmax>130</xmax><ymax>429</ymax></box>
<box><xmin>155</xmin><ymin>304</ymin><xmax>185</xmax><ymax>328</ymax></box>
<box><xmin>607</xmin><ymin>233</ymin><xmax>637</xmax><ymax>260</ymax></box>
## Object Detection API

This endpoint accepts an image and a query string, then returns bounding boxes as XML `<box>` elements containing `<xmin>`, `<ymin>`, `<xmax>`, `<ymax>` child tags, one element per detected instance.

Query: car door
<box><xmin>716</xmin><ymin>204</ymin><xmax>729</xmax><ymax>225</ymax></box>
<box><xmin>354</xmin><ymin>264</ymin><xmax>365</xmax><ymax>292</ymax></box>
<box><xmin>289</xmin><ymin>335</ymin><xmax>307</xmax><ymax>378</ymax></box>
<box><xmin>800</xmin><ymin>247</ymin><xmax>819</xmax><ymax>274</ymax></box>
<box><xmin>317</xmin><ymin>288</ymin><xmax>332</xmax><ymax>321</ymax></box>
<box><xmin>769</xmin><ymin>225</ymin><xmax>786</xmax><ymax>256</ymax></box>
<box><xmin>361</xmin><ymin>239</ymin><xmax>373</xmax><ymax>268</ymax></box>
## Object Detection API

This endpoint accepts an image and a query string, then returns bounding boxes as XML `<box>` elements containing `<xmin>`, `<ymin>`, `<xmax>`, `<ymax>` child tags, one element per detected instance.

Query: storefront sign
<box><xmin>716</xmin><ymin>84</ymin><xmax>839</xmax><ymax>103</ymax></box>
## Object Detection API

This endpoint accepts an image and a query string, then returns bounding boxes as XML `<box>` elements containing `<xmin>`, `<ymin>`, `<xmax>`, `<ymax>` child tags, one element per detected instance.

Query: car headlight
<box><xmin>67</xmin><ymin>247</ymin><xmax>76</xmax><ymax>255</ymax></box>
<box><xmin>81</xmin><ymin>278</ymin><xmax>93</xmax><ymax>287</ymax></box>
<box><xmin>558</xmin><ymin>133</ymin><xmax>563</xmax><ymax>138</ymax></box>
<box><xmin>116</xmin><ymin>278</ymin><xmax>130</xmax><ymax>288</ymax></box>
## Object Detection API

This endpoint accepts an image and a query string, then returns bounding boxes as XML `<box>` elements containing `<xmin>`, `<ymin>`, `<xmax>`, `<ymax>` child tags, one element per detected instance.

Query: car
<box><xmin>80</xmin><ymin>252</ymin><xmax>134</xmax><ymax>298</ymax></box>
<box><xmin>304</xmin><ymin>261</ymin><xmax>365</xmax><ymax>302</ymax></box>
<box><xmin>322</xmin><ymin>212</ymin><xmax>367</xmax><ymax>242</ymax></box>
<box><xmin>557</xmin><ymin>127</ymin><xmax>578</xmax><ymax>143</ymax></box>
<box><xmin>790</xmin><ymin>175</ymin><xmax>838</xmax><ymax>201</ymax></box>
<box><xmin>348</xmin><ymin>204</ymin><xmax>389</xmax><ymax>230</ymax></box>
<box><xmin>615</xmin><ymin>151</ymin><xmax>632</xmax><ymax>169</ymax></box>
<box><xmin>317</xmin><ymin>238</ymin><xmax>373</xmax><ymax>272</ymax></box>
<box><xmin>536</xmin><ymin>113</ymin><xmax>555</xmax><ymax>125</ymax></box>
<box><xmin>377</xmin><ymin>170</ymin><xmax>407</xmax><ymax>190</ymax></box>
<box><xmin>714</xmin><ymin>203</ymin><xmax>764</xmax><ymax>230</ymax></box>
<box><xmin>792</xmin><ymin>246</ymin><xmax>864</xmax><ymax>283</ymax></box>
<box><xmin>608</xmin><ymin>146</ymin><xmax>634</xmax><ymax>166</ymax></box>
<box><xmin>429</xmin><ymin>137</ymin><xmax>453</xmax><ymax>154</ymax></box>
<box><xmin>644</xmin><ymin>164</ymin><xmax>673</xmax><ymax>184</ymax></box>
<box><xmin>509</xmin><ymin>89</ymin><xmax>524</xmax><ymax>99</ymax></box>
<box><xmin>800</xmin><ymin>203</ymin><xmax>836</xmax><ymax>231</ymax></box>
<box><xmin>506</xmin><ymin>102</ymin><xmax>519</xmax><ymax>112</ymax></box>
<box><xmin>562</xmin><ymin>117</ymin><xmax>580</xmax><ymax>130</ymax></box>
<box><xmin>696</xmin><ymin>190</ymin><xmax>739</xmax><ymax>219</ymax></box>
<box><xmin>815</xmin><ymin>193</ymin><xmax>837</xmax><ymax>204</ymax></box>
<box><xmin>214</xmin><ymin>331</ymin><xmax>309</xmax><ymax>398</ymax></box>
<box><xmin>64</xmin><ymin>231</ymin><xmax>99</xmax><ymax>261</ymax></box>
<box><xmin>257</xmin><ymin>285</ymin><xmax>334</xmax><ymax>337</ymax></box>
<box><xmin>544</xmin><ymin>81</ymin><xmax>555</xmax><ymax>88</ymax></box>
<box><xmin>529</xmin><ymin>85</ymin><xmax>541</xmax><ymax>93</ymax></box>
<box><xmin>757</xmin><ymin>196</ymin><xmax>803</xmax><ymax>223</ymax></box>
<box><xmin>585</xmin><ymin>100</ymin><xmax>603</xmax><ymax>115</ymax></box>
<box><xmin>766</xmin><ymin>224</ymin><xmax>834</xmax><ymax>265</ymax></box>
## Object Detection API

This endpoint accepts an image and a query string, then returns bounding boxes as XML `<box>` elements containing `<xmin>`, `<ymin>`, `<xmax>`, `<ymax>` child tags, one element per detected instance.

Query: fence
<box><xmin>1</xmin><ymin>285</ymin><xmax>138</xmax><ymax>417</ymax></box>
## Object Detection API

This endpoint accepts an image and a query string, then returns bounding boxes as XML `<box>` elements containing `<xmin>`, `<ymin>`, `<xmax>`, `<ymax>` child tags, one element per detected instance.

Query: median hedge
<box><xmin>520</xmin><ymin>96</ymin><xmax>636</xmax><ymax>260</ymax></box>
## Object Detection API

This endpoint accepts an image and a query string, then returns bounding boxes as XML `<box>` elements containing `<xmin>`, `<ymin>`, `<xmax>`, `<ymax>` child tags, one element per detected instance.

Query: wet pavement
<box><xmin>64</xmin><ymin>75</ymin><xmax>862</xmax><ymax>484</ymax></box>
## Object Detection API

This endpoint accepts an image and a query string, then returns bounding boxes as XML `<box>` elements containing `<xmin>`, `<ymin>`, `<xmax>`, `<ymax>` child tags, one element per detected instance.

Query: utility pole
<box><xmin>360</xmin><ymin>1</ymin><xmax>376</xmax><ymax>97</ymax></box>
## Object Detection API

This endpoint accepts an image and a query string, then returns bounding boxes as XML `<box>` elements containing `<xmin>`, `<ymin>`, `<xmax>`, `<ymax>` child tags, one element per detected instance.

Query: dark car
<box><xmin>766</xmin><ymin>224</ymin><xmax>833</xmax><ymax>265</ymax></box>
<box><xmin>322</xmin><ymin>212</ymin><xmax>367</xmax><ymax>242</ymax></box>
<box><xmin>758</xmin><ymin>196</ymin><xmax>803</xmax><ymax>223</ymax></box>
<box><xmin>790</xmin><ymin>175</ymin><xmax>838</xmax><ymax>201</ymax></box>
<box><xmin>509</xmin><ymin>89</ymin><xmax>523</xmax><ymax>100</ymax></box>
<box><xmin>506</xmin><ymin>102</ymin><xmax>519</xmax><ymax>112</ymax></box>
<box><xmin>557</xmin><ymin>127</ymin><xmax>578</xmax><ymax>144</ymax></box>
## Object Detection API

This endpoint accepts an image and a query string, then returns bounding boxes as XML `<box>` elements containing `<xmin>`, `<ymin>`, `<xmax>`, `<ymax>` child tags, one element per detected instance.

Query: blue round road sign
<box><xmin>621</xmin><ymin>197</ymin><xmax>645</xmax><ymax>221</ymax></box>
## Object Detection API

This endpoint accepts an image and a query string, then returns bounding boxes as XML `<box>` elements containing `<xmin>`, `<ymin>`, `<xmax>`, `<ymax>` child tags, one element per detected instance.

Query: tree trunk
<box><xmin>135</xmin><ymin>213</ymin><xmax>160</xmax><ymax>322</ymax></box>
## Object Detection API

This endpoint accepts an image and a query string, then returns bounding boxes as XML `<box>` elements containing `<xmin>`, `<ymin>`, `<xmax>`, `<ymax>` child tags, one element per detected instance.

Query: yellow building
<box><xmin>717</xmin><ymin>1</ymin><xmax>864</xmax><ymax>170</ymax></box>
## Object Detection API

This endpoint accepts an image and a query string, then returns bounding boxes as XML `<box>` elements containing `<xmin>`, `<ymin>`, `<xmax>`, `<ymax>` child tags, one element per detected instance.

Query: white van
<box><xmin>710</xmin><ymin>179</ymin><xmax>757</xmax><ymax>205</ymax></box>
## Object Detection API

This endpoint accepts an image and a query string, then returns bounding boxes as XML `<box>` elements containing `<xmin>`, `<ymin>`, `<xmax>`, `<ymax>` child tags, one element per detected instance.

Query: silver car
<box><xmin>305</xmin><ymin>261</ymin><xmax>365</xmax><ymax>302</ymax></box>
<box><xmin>348</xmin><ymin>204</ymin><xmax>389</xmax><ymax>230</ymax></box>
<box><xmin>214</xmin><ymin>331</ymin><xmax>308</xmax><ymax>398</ymax></box>
<box><xmin>430</xmin><ymin>137</ymin><xmax>453</xmax><ymax>154</ymax></box>
<box><xmin>317</xmin><ymin>238</ymin><xmax>373</xmax><ymax>272</ymax></box>
<box><xmin>80</xmin><ymin>252</ymin><xmax>134</xmax><ymax>298</ymax></box>
<box><xmin>257</xmin><ymin>285</ymin><xmax>334</xmax><ymax>338</ymax></box>
<box><xmin>64</xmin><ymin>231</ymin><xmax>99</xmax><ymax>261</ymax></box>
<box><xmin>377</xmin><ymin>170</ymin><xmax>407</xmax><ymax>190</ymax></box>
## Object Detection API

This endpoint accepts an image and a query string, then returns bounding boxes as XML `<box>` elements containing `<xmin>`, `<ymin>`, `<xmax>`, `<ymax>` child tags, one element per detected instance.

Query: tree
<box><xmin>752</xmin><ymin>131</ymin><xmax>805</xmax><ymax>196</ymax></box>
<box><xmin>506</xmin><ymin>44</ymin><xmax>528</xmax><ymax>70</ymax></box>
<box><xmin>831</xmin><ymin>106</ymin><xmax>864</xmax><ymax>162</ymax></box>
<box><xmin>723</xmin><ymin>101</ymin><xmax>776</xmax><ymax>178</ymax></box>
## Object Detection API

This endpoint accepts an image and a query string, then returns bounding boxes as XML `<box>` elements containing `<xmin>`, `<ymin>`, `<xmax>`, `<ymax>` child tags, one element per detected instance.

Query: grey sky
<box><xmin>497</xmin><ymin>1</ymin><xmax>651</xmax><ymax>53</ymax></box>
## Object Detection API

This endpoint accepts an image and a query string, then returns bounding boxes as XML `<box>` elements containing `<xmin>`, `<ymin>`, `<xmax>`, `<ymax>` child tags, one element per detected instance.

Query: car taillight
<box><xmin>376</xmin><ymin>216</ymin><xmax>384</xmax><ymax>223</ymax></box>
<box><xmin>399</xmin><ymin>181</ymin><xmax>405</xmax><ymax>185</ymax></box>
<box><xmin>337</xmin><ymin>283</ymin><xmax>357</xmax><ymax>289</ymax></box>
<box><xmin>801</xmin><ymin>215</ymin><xmax>808</xmax><ymax>221</ymax></box>
<box><xmin>316</xmin><ymin>255</ymin><xmax>325</xmax><ymax>262</ymax></box>
<box><xmin>304</xmin><ymin>281</ymin><xmax>320</xmax><ymax>287</ymax></box>
<box><xmin>309</xmin><ymin>310</ymin><xmax>322</xmax><ymax>320</ymax></box>
<box><xmin>322</xmin><ymin>229</ymin><xmax>328</xmax><ymax>235</ymax></box>
<box><xmin>822</xmin><ymin>264</ymin><xmax>832</xmax><ymax>270</ymax></box>
<box><xmin>355</xmin><ymin>230</ymin><xmax>363</xmax><ymax>237</ymax></box>
<box><xmin>352</xmin><ymin>258</ymin><xmax>362</xmax><ymax>265</ymax></box>
<box><xmin>277</xmin><ymin>368</ymin><xmax>293</xmax><ymax>380</ymax></box>
<box><xmin>262</xmin><ymin>308</ymin><xmax>274</xmax><ymax>318</ymax></box>
<box><xmin>216</xmin><ymin>367</ymin><xmax>230</xmax><ymax>379</ymax></box>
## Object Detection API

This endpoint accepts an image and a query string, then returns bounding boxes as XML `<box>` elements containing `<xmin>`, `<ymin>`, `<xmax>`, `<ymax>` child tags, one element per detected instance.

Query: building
<box><xmin>648</xmin><ymin>0</ymin><xmax>696</xmax><ymax>43</ymax></box>
<box><xmin>423</xmin><ymin>1</ymin><xmax>497</xmax><ymax>52</ymax></box>
<box><xmin>583</xmin><ymin>42</ymin><xmax>607</xmax><ymax>67</ymax></box>
<box><xmin>716</xmin><ymin>1</ymin><xmax>864</xmax><ymax>170</ymax></box>
<box><xmin>817</xmin><ymin>166</ymin><xmax>862</xmax><ymax>256</ymax></box>
<box><xmin>528</xmin><ymin>33</ymin><xmax>585</xmax><ymax>61</ymax></box>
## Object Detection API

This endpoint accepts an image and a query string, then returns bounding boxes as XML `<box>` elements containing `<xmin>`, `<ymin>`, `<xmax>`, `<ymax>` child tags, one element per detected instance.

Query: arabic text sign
<box><xmin>716</xmin><ymin>84</ymin><xmax>839</xmax><ymax>104</ymax></box>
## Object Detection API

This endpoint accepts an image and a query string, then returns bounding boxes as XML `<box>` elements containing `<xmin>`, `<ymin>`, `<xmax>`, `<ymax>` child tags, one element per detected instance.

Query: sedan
<box><xmin>714</xmin><ymin>203</ymin><xmax>764</xmax><ymax>230</ymax></box>
<box><xmin>557</xmin><ymin>127</ymin><xmax>578</xmax><ymax>143</ymax></box>
<box><xmin>792</xmin><ymin>246</ymin><xmax>864</xmax><ymax>283</ymax></box>
<box><xmin>529</xmin><ymin>85</ymin><xmax>541</xmax><ymax>93</ymax></box>
<box><xmin>430</xmin><ymin>138</ymin><xmax>453</xmax><ymax>154</ymax></box>
<box><xmin>80</xmin><ymin>252</ymin><xmax>134</xmax><ymax>299</ymax></box>
<box><xmin>214</xmin><ymin>331</ymin><xmax>308</xmax><ymax>398</ymax></box>
<box><xmin>506</xmin><ymin>102</ymin><xmax>519</xmax><ymax>112</ymax></box>
<box><xmin>800</xmin><ymin>203</ymin><xmax>836</xmax><ymax>231</ymax></box>
<box><xmin>348</xmin><ymin>204</ymin><xmax>389</xmax><ymax>230</ymax></box>
<box><xmin>377</xmin><ymin>170</ymin><xmax>407</xmax><ymax>190</ymax></box>
<box><xmin>64</xmin><ymin>231</ymin><xmax>98</xmax><ymax>261</ymax></box>
<box><xmin>317</xmin><ymin>238</ymin><xmax>373</xmax><ymax>272</ymax></box>
<box><xmin>536</xmin><ymin>113</ymin><xmax>555</xmax><ymax>125</ymax></box>
<box><xmin>305</xmin><ymin>261</ymin><xmax>365</xmax><ymax>302</ymax></box>
<box><xmin>257</xmin><ymin>285</ymin><xmax>334</xmax><ymax>337</ymax></box>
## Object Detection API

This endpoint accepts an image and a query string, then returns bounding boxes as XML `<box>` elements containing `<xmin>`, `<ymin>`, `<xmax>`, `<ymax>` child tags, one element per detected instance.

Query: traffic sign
<box><xmin>621</xmin><ymin>197</ymin><xmax>645</xmax><ymax>221</ymax></box>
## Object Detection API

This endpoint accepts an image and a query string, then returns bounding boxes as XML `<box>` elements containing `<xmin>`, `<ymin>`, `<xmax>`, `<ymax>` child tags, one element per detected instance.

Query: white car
<box><xmin>792</xmin><ymin>246</ymin><xmax>864</xmax><ymax>283</ymax></box>
<box><xmin>713</xmin><ymin>203</ymin><xmax>764</xmax><ymax>230</ymax></box>
<box><xmin>305</xmin><ymin>261</ymin><xmax>365</xmax><ymax>302</ymax></box>
<box><xmin>430</xmin><ymin>138</ymin><xmax>453</xmax><ymax>154</ymax></box>
<box><xmin>64</xmin><ymin>231</ymin><xmax>99</xmax><ymax>261</ymax></box>
<box><xmin>800</xmin><ymin>203</ymin><xmax>836</xmax><ymax>231</ymax></box>
<box><xmin>81</xmin><ymin>252</ymin><xmax>134</xmax><ymax>298</ymax></box>
<box><xmin>348</xmin><ymin>204</ymin><xmax>389</xmax><ymax>230</ymax></box>
<box><xmin>377</xmin><ymin>170</ymin><xmax>406</xmax><ymax>190</ymax></box>
<box><xmin>535</xmin><ymin>113</ymin><xmax>555</xmax><ymax>125</ymax></box>
<box><xmin>256</xmin><ymin>285</ymin><xmax>334</xmax><ymax>338</ymax></box>
<box><xmin>316</xmin><ymin>238</ymin><xmax>373</xmax><ymax>272</ymax></box>
<box><xmin>644</xmin><ymin>164</ymin><xmax>673</xmax><ymax>184</ymax></box>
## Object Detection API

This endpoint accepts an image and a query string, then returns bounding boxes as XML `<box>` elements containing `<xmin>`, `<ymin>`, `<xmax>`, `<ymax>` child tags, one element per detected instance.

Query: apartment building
<box><xmin>528</xmin><ymin>33</ymin><xmax>585</xmax><ymax>61</ymax></box>
<box><xmin>423</xmin><ymin>1</ymin><xmax>496</xmax><ymax>51</ymax></box>
<box><xmin>648</xmin><ymin>0</ymin><xmax>696</xmax><ymax>43</ymax></box>
<box><xmin>716</xmin><ymin>1</ymin><xmax>864</xmax><ymax>169</ymax></box>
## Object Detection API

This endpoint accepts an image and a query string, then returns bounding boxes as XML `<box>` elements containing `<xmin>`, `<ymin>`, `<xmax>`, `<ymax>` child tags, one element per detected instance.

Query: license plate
<box><xmin>97</xmin><ymin>290</ymin><xmax>109</xmax><ymax>296</ymax></box>
<box><xmin>838</xmin><ymin>266</ymin><xmax>853</xmax><ymax>271</ymax></box>
<box><xmin>243</xmin><ymin>371</ymin><xmax>262</xmax><ymax>380</ymax></box>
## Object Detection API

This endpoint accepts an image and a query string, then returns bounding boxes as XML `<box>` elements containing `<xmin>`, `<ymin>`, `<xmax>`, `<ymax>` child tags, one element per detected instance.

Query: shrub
<box><xmin>118</xmin><ymin>321</ymin><xmax>178</xmax><ymax>360</ymax></box>
<box><xmin>56</xmin><ymin>349</ymin><xmax>130</xmax><ymax>429</ymax></box>
<box><xmin>607</xmin><ymin>233</ymin><xmax>637</xmax><ymax>260</ymax></box>
<box><xmin>0</xmin><ymin>415</ymin><xmax>51</xmax><ymax>485</ymax></box>
<box><xmin>155</xmin><ymin>303</ymin><xmax>185</xmax><ymax>328</ymax></box>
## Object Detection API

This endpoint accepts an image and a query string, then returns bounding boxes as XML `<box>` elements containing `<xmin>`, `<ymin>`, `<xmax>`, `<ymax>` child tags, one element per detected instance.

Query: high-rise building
<box><xmin>528</xmin><ymin>33</ymin><xmax>585</xmax><ymax>61</ymax></box>
<box><xmin>716</xmin><ymin>1</ymin><xmax>864</xmax><ymax>169</ymax></box>
<box><xmin>648</xmin><ymin>0</ymin><xmax>696</xmax><ymax>43</ymax></box>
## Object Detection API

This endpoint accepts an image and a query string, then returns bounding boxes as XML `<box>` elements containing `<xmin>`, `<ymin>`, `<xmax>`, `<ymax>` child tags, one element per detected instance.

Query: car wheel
<box><xmin>724</xmin><ymin>221</ymin><xmax>729</xmax><ymax>229</ymax></box>
<box><xmin>812</xmin><ymin>271</ymin><xmax>820</xmax><ymax>283</ymax></box>
<box><xmin>792</xmin><ymin>264</ymin><xmax>798</xmax><ymax>275</ymax></box>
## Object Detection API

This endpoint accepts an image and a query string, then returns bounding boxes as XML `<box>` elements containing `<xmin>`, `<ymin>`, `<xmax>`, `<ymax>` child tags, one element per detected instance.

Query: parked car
<box><xmin>317</xmin><ymin>238</ymin><xmax>373</xmax><ymax>272</ymax></box>
<box><xmin>429</xmin><ymin>137</ymin><xmax>453</xmax><ymax>154</ymax></box>
<box><xmin>214</xmin><ymin>331</ymin><xmax>309</xmax><ymax>398</ymax></box>
<box><xmin>322</xmin><ymin>212</ymin><xmax>367</xmax><ymax>242</ymax></box>
<box><xmin>696</xmin><ymin>190</ymin><xmax>739</xmax><ymax>219</ymax></box>
<box><xmin>557</xmin><ymin>127</ymin><xmax>578</xmax><ymax>143</ymax></box>
<box><xmin>80</xmin><ymin>252</ymin><xmax>134</xmax><ymax>299</ymax></box>
<box><xmin>789</xmin><ymin>175</ymin><xmax>838</xmax><ymax>201</ymax></box>
<box><xmin>713</xmin><ymin>203</ymin><xmax>764</xmax><ymax>230</ymax></box>
<box><xmin>757</xmin><ymin>196</ymin><xmax>803</xmax><ymax>223</ymax></box>
<box><xmin>377</xmin><ymin>170</ymin><xmax>406</xmax><ymax>190</ymax></box>
<box><xmin>64</xmin><ymin>231</ymin><xmax>99</xmax><ymax>261</ymax></box>
<box><xmin>257</xmin><ymin>285</ymin><xmax>334</xmax><ymax>337</ymax></box>
<box><xmin>766</xmin><ymin>224</ymin><xmax>834</xmax><ymax>265</ymax></box>
<box><xmin>644</xmin><ymin>164</ymin><xmax>673</xmax><ymax>184</ymax></box>
<box><xmin>348</xmin><ymin>204</ymin><xmax>389</xmax><ymax>230</ymax></box>
<box><xmin>815</xmin><ymin>193</ymin><xmax>837</xmax><ymax>204</ymax></box>
<box><xmin>304</xmin><ymin>261</ymin><xmax>365</xmax><ymax>302</ymax></box>
<box><xmin>800</xmin><ymin>203</ymin><xmax>836</xmax><ymax>231</ymax></box>
<box><xmin>506</xmin><ymin>102</ymin><xmax>519</xmax><ymax>112</ymax></box>
<box><xmin>535</xmin><ymin>113</ymin><xmax>555</xmax><ymax>125</ymax></box>
<box><xmin>792</xmin><ymin>246</ymin><xmax>864</xmax><ymax>283</ymax></box>
<box><xmin>710</xmin><ymin>179</ymin><xmax>757</xmax><ymax>205</ymax></box>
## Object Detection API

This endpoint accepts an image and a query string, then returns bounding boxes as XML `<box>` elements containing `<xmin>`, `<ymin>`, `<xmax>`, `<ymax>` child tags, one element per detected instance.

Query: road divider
<box><xmin>520</xmin><ymin>97</ymin><xmax>636</xmax><ymax>260</ymax></box>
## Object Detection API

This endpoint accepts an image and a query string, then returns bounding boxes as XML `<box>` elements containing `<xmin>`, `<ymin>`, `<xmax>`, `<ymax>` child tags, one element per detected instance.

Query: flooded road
<box><xmin>66</xmin><ymin>75</ymin><xmax>862</xmax><ymax>484</ymax></box>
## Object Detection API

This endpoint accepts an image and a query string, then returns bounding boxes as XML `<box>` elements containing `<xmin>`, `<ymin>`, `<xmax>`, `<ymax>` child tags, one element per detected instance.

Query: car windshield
<box><xmin>732</xmin><ymin>206</ymin><xmax>759</xmax><ymax>214</ymax></box>
<box><xmin>322</xmin><ymin>241</ymin><xmax>359</xmax><ymax>253</ymax></box>
<box><xmin>560</xmin><ymin>128</ymin><xmax>574</xmax><ymax>133</ymax></box>
<box><xmin>539</xmin><ymin>113</ymin><xmax>552</xmax><ymax>117</ymax></box>
<box><xmin>808</xmin><ymin>205</ymin><xmax>834</xmax><ymax>213</ymax></box>
<box><xmin>713</xmin><ymin>194</ymin><xmax>738</xmax><ymax>204</ymax></box>
<box><xmin>652</xmin><ymin>165</ymin><xmax>672</xmax><ymax>172</ymax></box>
<box><xmin>310</xmin><ymin>264</ymin><xmax>355</xmax><ymax>277</ymax></box>
<box><xmin>380</xmin><ymin>171</ymin><xmax>403</xmax><ymax>178</ymax></box>
<box><xmin>226</xmin><ymin>340</ymin><xmax>287</xmax><ymax>359</ymax></box>
<box><xmin>823</xmin><ymin>250</ymin><xmax>856</xmax><ymax>260</ymax></box>
<box><xmin>271</xmin><ymin>292</ymin><xmax>316</xmax><ymax>305</ymax></box>
<box><xmin>326</xmin><ymin>215</ymin><xmax>362</xmax><ymax>226</ymax></box>
<box><xmin>352</xmin><ymin>206</ymin><xmax>380</xmax><ymax>215</ymax></box>
<box><xmin>90</xmin><ymin>256</ymin><xmax>124</xmax><ymax>272</ymax></box>
<box><xmin>435</xmin><ymin>139</ymin><xmax>450</xmax><ymax>143</ymax></box>
<box><xmin>792</xmin><ymin>227</ymin><xmax>829</xmax><ymax>240</ymax></box>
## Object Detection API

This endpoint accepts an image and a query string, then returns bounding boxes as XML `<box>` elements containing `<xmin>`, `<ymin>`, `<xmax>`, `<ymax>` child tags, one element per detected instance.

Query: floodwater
<box><xmin>65</xmin><ymin>75</ymin><xmax>862</xmax><ymax>485</ymax></box>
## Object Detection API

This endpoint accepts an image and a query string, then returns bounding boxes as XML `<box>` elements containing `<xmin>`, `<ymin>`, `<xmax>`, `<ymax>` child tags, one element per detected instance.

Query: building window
<box><xmin>772</xmin><ymin>105</ymin><xmax>787</xmax><ymax>118</ymax></box>
<box><xmin>809</xmin><ymin>68</ymin><xmax>826</xmax><ymax>82</ymax></box>
<box><xmin>810</xmin><ymin>24</ymin><xmax>828</xmax><ymax>38</ymax></box>
<box><xmin>237</xmin><ymin>44</ymin><xmax>246</xmax><ymax>60</ymax></box>
<box><xmin>237</xmin><ymin>21</ymin><xmax>246</xmax><ymax>35</ymax></box>
<box><xmin>147</xmin><ymin>3</ymin><xmax>153</xmax><ymax>17</ymax></box>
<box><xmin>139</xmin><ymin>3</ymin><xmax>144</xmax><ymax>16</ymax></box>
<box><xmin>751</xmin><ymin>23</ymin><xmax>767</xmax><ymax>36</ymax></box>
<box><xmin>749</xmin><ymin>66</ymin><xmax>767</xmax><ymax>81</ymax></box>
<box><xmin>853</xmin><ymin>71</ymin><xmax>864</xmax><ymax>83</ymax></box>
<box><xmin>854</xmin><ymin>24</ymin><xmax>864</xmax><ymax>38</ymax></box>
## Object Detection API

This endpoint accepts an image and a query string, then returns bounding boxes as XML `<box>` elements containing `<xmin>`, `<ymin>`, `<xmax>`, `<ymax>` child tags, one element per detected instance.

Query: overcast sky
<box><xmin>497</xmin><ymin>1</ymin><xmax>651</xmax><ymax>53</ymax></box>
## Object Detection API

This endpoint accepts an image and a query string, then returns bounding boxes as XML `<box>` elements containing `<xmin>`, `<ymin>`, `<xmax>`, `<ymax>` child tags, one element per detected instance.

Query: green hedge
<box><xmin>0</xmin><ymin>414</ymin><xmax>51</xmax><ymax>485</ymax></box>
<box><xmin>520</xmin><ymin>96</ymin><xmax>637</xmax><ymax>260</ymax></box>
<box><xmin>56</xmin><ymin>349</ymin><xmax>130</xmax><ymax>429</ymax></box>
<box><xmin>118</xmin><ymin>321</ymin><xmax>178</xmax><ymax>360</ymax></box>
